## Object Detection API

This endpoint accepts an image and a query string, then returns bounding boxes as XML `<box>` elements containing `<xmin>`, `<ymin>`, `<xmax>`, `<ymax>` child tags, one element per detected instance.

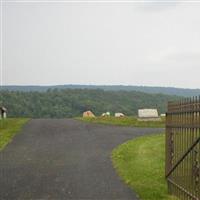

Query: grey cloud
<box><xmin>2</xmin><ymin>2</ymin><xmax>200</xmax><ymax>88</ymax></box>
<box><xmin>138</xmin><ymin>0</ymin><xmax>179</xmax><ymax>12</ymax></box>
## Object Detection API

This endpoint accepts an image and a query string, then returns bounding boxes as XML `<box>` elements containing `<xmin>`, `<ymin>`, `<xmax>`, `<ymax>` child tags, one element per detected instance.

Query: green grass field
<box><xmin>112</xmin><ymin>134</ymin><xmax>177</xmax><ymax>200</ymax></box>
<box><xmin>0</xmin><ymin>118</ymin><xmax>29</xmax><ymax>151</ymax></box>
<box><xmin>78</xmin><ymin>116</ymin><xmax>165</xmax><ymax>128</ymax></box>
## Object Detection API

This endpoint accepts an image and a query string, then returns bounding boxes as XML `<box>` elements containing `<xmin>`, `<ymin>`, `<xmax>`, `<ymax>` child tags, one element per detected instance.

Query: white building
<box><xmin>0</xmin><ymin>107</ymin><xmax>7</xmax><ymax>119</ymax></box>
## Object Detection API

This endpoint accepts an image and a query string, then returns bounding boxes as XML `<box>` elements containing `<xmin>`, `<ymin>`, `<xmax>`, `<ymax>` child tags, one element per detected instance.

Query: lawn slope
<box><xmin>0</xmin><ymin>118</ymin><xmax>29</xmax><ymax>150</ymax></box>
<box><xmin>79</xmin><ymin>117</ymin><xmax>165</xmax><ymax>128</ymax></box>
<box><xmin>112</xmin><ymin>134</ymin><xmax>177</xmax><ymax>200</ymax></box>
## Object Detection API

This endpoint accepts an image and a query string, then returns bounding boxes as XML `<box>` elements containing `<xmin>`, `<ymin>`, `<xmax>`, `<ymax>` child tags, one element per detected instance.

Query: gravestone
<box><xmin>138</xmin><ymin>109</ymin><xmax>160</xmax><ymax>121</ymax></box>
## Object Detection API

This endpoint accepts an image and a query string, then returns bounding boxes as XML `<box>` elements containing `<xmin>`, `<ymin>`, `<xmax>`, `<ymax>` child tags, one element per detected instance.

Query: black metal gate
<box><xmin>166</xmin><ymin>97</ymin><xmax>200</xmax><ymax>200</ymax></box>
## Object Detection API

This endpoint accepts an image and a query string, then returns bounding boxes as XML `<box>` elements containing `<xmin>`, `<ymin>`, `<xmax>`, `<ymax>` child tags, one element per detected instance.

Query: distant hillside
<box><xmin>1</xmin><ymin>85</ymin><xmax>200</xmax><ymax>97</ymax></box>
<box><xmin>0</xmin><ymin>89</ymin><xmax>180</xmax><ymax>118</ymax></box>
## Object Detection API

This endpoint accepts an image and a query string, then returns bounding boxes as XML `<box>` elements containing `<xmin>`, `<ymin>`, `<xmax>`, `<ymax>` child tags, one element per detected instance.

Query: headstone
<box><xmin>83</xmin><ymin>111</ymin><xmax>95</xmax><ymax>118</ymax></box>
<box><xmin>115</xmin><ymin>113</ymin><xmax>125</xmax><ymax>117</ymax></box>
<box><xmin>138</xmin><ymin>109</ymin><xmax>159</xmax><ymax>118</ymax></box>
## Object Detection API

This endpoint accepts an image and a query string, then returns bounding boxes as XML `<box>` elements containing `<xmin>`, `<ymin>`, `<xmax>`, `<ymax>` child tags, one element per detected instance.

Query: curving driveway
<box><xmin>0</xmin><ymin>119</ymin><xmax>164</xmax><ymax>200</ymax></box>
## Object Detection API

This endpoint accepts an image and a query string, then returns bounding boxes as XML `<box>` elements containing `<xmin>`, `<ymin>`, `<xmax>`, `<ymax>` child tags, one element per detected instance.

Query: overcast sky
<box><xmin>1</xmin><ymin>0</ymin><xmax>200</xmax><ymax>88</ymax></box>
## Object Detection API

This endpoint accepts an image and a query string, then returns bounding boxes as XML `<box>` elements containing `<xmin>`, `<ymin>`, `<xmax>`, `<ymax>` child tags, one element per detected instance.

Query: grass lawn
<box><xmin>0</xmin><ymin>118</ymin><xmax>29</xmax><ymax>151</ymax></box>
<box><xmin>112</xmin><ymin>134</ymin><xmax>177</xmax><ymax>200</ymax></box>
<box><xmin>78</xmin><ymin>116</ymin><xmax>165</xmax><ymax>128</ymax></box>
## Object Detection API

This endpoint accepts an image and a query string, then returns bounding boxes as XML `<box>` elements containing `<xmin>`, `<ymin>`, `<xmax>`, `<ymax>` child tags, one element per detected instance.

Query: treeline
<box><xmin>0</xmin><ymin>89</ymin><xmax>180</xmax><ymax>118</ymax></box>
<box><xmin>2</xmin><ymin>85</ymin><xmax>200</xmax><ymax>97</ymax></box>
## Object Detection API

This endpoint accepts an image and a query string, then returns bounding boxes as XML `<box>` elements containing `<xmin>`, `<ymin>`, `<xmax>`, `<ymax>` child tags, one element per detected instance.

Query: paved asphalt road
<box><xmin>0</xmin><ymin>119</ymin><xmax>164</xmax><ymax>200</ymax></box>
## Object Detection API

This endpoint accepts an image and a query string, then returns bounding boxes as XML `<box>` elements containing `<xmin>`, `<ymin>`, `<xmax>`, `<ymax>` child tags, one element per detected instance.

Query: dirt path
<box><xmin>0</xmin><ymin>119</ymin><xmax>164</xmax><ymax>200</ymax></box>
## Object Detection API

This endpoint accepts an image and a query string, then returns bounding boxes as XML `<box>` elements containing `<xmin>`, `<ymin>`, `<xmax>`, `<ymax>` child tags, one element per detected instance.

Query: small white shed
<box><xmin>0</xmin><ymin>107</ymin><xmax>7</xmax><ymax>119</ymax></box>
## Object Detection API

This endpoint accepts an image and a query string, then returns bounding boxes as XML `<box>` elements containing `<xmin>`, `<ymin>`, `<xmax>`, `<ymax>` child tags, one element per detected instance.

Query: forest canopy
<box><xmin>0</xmin><ymin>89</ymin><xmax>180</xmax><ymax>118</ymax></box>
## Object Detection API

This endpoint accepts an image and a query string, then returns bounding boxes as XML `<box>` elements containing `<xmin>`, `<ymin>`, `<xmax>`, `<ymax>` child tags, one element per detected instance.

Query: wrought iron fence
<box><xmin>166</xmin><ymin>97</ymin><xmax>200</xmax><ymax>200</ymax></box>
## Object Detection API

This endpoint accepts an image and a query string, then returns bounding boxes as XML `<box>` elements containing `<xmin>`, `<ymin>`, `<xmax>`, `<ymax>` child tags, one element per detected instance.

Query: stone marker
<box><xmin>115</xmin><ymin>113</ymin><xmax>125</xmax><ymax>117</ymax></box>
<box><xmin>138</xmin><ymin>109</ymin><xmax>161</xmax><ymax>121</ymax></box>
<box><xmin>83</xmin><ymin>111</ymin><xmax>95</xmax><ymax>118</ymax></box>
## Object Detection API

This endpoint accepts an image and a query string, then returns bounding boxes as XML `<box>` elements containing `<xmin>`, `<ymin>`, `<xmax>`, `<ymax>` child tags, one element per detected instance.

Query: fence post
<box><xmin>166</xmin><ymin>97</ymin><xmax>200</xmax><ymax>200</ymax></box>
